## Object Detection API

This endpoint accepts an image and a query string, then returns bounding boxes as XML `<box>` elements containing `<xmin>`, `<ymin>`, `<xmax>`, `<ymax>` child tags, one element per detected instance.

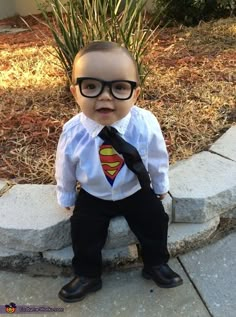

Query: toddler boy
<box><xmin>55</xmin><ymin>41</ymin><xmax>183</xmax><ymax>302</ymax></box>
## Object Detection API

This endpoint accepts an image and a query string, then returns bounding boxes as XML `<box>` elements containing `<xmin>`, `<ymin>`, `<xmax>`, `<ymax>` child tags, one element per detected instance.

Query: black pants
<box><xmin>70</xmin><ymin>188</ymin><xmax>170</xmax><ymax>278</ymax></box>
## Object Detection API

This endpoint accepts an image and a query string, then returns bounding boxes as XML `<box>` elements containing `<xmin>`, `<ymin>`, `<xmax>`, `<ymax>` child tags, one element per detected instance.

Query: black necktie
<box><xmin>98</xmin><ymin>126</ymin><xmax>151</xmax><ymax>190</ymax></box>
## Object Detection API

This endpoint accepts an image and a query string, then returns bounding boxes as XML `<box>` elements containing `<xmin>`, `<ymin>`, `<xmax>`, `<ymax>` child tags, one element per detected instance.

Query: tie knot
<box><xmin>107</xmin><ymin>126</ymin><xmax>118</xmax><ymax>133</ymax></box>
<box><xmin>98</xmin><ymin>126</ymin><xmax>118</xmax><ymax>141</ymax></box>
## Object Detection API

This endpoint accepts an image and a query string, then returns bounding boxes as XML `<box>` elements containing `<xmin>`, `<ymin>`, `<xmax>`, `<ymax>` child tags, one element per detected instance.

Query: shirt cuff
<box><xmin>56</xmin><ymin>190</ymin><xmax>77</xmax><ymax>208</ymax></box>
<box><xmin>152</xmin><ymin>181</ymin><xmax>169</xmax><ymax>195</ymax></box>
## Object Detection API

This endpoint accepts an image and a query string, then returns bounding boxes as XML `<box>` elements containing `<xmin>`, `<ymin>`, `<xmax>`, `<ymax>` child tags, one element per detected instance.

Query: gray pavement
<box><xmin>1</xmin><ymin>231</ymin><xmax>235</xmax><ymax>317</ymax></box>
<box><xmin>179</xmin><ymin>231</ymin><xmax>236</xmax><ymax>317</ymax></box>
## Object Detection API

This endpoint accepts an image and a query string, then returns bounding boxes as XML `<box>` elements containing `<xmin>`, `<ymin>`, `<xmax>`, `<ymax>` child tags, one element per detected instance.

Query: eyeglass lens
<box><xmin>80</xmin><ymin>79</ymin><xmax>134</xmax><ymax>99</ymax></box>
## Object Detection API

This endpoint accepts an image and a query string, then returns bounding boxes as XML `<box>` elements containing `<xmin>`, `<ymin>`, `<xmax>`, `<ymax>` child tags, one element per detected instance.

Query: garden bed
<box><xmin>0</xmin><ymin>15</ymin><xmax>235</xmax><ymax>184</ymax></box>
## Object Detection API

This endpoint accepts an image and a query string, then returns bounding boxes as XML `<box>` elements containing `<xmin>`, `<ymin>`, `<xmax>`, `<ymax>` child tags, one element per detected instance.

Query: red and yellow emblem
<box><xmin>5</xmin><ymin>302</ymin><xmax>17</xmax><ymax>314</ymax></box>
<box><xmin>99</xmin><ymin>144</ymin><xmax>124</xmax><ymax>186</ymax></box>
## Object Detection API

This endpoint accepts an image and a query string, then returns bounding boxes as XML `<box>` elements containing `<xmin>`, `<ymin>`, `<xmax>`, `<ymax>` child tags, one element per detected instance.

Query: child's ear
<box><xmin>70</xmin><ymin>85</ymin><xmax>77</xmax><ymax>99</ymax></box>
<box><xmin>134</xmin><ymin>86</ymin><xmax>141</xmax><ymax>101</ymax></box>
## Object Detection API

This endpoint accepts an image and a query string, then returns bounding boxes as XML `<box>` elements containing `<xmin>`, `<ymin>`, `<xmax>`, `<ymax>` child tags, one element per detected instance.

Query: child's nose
<box><xmin>98</xmin><ymin>85</ymin><xmax>113</xmax><ymax>100</ymax></box>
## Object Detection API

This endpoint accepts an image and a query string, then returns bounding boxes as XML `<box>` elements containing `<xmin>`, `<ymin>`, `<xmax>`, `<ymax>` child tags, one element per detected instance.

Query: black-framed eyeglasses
<box><xmin>75</xmin><ymin>77</ymin><xmax>137</xmax><ymax>100</ymax></box>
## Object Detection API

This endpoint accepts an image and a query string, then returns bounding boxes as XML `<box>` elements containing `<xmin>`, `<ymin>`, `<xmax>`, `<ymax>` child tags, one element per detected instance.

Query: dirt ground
<box><xmin>0</xmin><ymin>15</ymin><xmax>235</xmax><ymax>184</ymax></box>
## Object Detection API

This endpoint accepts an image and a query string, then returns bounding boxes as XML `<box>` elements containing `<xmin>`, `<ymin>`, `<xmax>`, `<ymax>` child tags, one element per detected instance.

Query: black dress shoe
<box><xmin>58</xmin><ymin>276</ymin><xmax>102</xmax><ymax>302</ymax></box>
<box><xmin>142</xmin><ymin>264</ymin><xmax>183</xmax><ymax>288</ymax></box>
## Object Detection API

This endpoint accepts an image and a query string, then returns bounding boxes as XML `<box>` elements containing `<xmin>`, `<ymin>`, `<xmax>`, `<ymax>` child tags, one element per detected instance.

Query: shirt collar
<box><xmin>81</xmin><ymin>111</ymin><xmax>132</xmax><ymax>138</ymax></box>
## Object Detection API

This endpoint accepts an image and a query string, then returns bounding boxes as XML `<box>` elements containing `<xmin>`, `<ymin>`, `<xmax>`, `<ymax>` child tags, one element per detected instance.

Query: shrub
<box><xmin>154</xmin><ymin>0</ymin><xmax>235</xmax><ymax>26</ymax></box>
<box><xmin>36</xmin><ymin>0</ymin><xmax>158</xmax><ymax>85</ymax></box>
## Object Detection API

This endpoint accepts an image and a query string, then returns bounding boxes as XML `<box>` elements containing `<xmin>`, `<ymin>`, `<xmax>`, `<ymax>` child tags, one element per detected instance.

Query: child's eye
<box><xmin>81</xmin><ymin>79</ymin><xmax>101</xmax><ymax>90</ymax></box>
<box><xmin>85</xmin><ymin>83</ymin><xmax>96</xmax><ymax>90</ymax></box>
<box><xmin>113</xmin><ymin>83</ymin><xmax>129</xmax><ymax>91</ymax></box>
<box><xmin>115</xmin><ymin>85</ymin><xmax>125</xmax><ymax>90</ymax></box>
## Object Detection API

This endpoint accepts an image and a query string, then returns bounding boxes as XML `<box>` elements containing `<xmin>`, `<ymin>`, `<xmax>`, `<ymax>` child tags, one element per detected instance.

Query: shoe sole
<box><xmin>142</xmin><ymin>271</ymin><xmax>183</xmax><ymax>288</ymax></box>
<box><xmin>58</xmin><ymin>283</ymin><xmax>102</xmax><ymax>303</ymax></box>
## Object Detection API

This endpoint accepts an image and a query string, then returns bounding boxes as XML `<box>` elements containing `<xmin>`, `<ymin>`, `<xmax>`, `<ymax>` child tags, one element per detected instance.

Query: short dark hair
<box><xmin>72</xmin><ymin>41</ymin><xmax>140</xmax><ymax>85</ymax></box>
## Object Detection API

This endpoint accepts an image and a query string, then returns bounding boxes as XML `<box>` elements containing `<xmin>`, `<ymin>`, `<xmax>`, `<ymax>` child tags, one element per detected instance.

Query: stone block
<box><xmin>221</xmin><ymin>206</ymin><xmax>236</xmax><ymax>219</ymax></box>
<box><xmin>210</xmin><ymin>126</ymin><xmax>236</xmax><ymax>161</ymax></box>
<box><xmin>102</xmin><ymin>244</ymin><xmax>138</xmax><ymax>265</ymax></box>
<box><xmin>105</xmin><ymin>217</ymin><xmax>137</xmax><ymax>249</ymax></box>
<box><xmin>43</xmin><ymin>246</ymin><xmax>73</xmax><ymax>266</ymax></box>
<box><xmin>105</xmin><ymin>195</ymin><xmax>172</xmax><ymax>249</ymax></box>
<box><xmin>169</xmin><ymin>152</ymin><xmax>236</xmax><ymax>223</ymax></box>
<box><xmin>43</xmin><ymin>244</ymin><xmax>138</xmax><ymax>267</ymax></box>
<box><xmin>168</xmin><ymin>216</ymin><xmax>220</xmax><ymax>257</ymax></box>
<box><xmin>162</xmin><ymin>193</ymin><xmax>173</xmax><ymax>223</ymax></box>
<box><xmin>0</xmin><ymin>246</ymin><xmax>40</xmax><ymax>271</ymax></box>
<box><xmin>0</xmin><ymin>184</ymin><xmax>72</xmax><ymax>252</ymax></box>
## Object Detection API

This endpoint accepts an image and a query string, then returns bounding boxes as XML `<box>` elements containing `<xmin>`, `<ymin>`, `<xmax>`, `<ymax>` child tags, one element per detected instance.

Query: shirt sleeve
<box><xmin>55</xmin><ymin>131</ymin><xmax>77</xmax><ymax>207</ymax></box>
<box><xmin>146</xmin><ymin>112</ymin><xmax>169</xmax><ymax>195</ymax></box>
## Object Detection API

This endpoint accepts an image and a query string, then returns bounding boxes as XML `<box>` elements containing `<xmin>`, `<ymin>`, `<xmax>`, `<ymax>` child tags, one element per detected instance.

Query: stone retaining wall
<box><xmin>0</xmin><ymin>126</ymin><xmax>235</xmax><ymax>275</ymax></box>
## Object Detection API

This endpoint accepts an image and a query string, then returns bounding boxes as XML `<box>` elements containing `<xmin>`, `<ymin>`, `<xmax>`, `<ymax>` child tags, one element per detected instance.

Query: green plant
<box><xmin>216</xmin><ymin>0</ymin><xmax>235</xmax><ymax>15</ymax></box>
<box><xmin>154</xmin><ymin>0</ymin><xmax>235</xmax><ymax>26</ymax></box>
<box><xmin>36</xmin><ymin>0</ymin><xmax>158</xmax><ymax>85</ymax></box>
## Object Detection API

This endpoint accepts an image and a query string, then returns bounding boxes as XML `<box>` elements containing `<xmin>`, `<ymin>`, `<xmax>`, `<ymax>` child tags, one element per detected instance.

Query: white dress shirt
<box><xmin>55</xmin><ymin>106</ymin><xmax>169</xmax><ymax>207</ymax></box>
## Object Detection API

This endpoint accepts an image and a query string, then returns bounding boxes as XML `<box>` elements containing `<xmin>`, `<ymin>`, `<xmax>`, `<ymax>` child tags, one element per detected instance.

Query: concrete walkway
<box><xmin>0</xmin><ymin>231</ymin><xmax>235</xmax><ymax>317</ymax></box>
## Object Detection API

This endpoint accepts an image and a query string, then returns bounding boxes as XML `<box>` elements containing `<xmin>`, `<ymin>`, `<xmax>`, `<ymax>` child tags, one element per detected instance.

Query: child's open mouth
<box><xmin>96</xmin><ymin>108</ymin><xmax>114</xmax><ymax>114</ymax></box>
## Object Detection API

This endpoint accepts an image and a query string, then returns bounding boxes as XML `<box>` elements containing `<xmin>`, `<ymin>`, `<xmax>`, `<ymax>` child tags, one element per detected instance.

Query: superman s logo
<box><xmin>99</xmin><ymin>144</ymin><xmax>124</xmax><ymax>186</ymax></box>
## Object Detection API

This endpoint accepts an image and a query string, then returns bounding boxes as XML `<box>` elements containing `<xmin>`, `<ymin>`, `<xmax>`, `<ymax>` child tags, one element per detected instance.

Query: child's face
<box><xmin>70</xmin><ymin>50</ymin><xmax>140</xmax><ymax>126</ymax></box>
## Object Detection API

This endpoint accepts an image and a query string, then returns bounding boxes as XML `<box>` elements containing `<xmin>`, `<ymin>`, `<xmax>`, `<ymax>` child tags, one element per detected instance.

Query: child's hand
<box><xmin>157</xmin><ymin>193</ymin><xmax>167</xmax><ymax>200</ymax></box>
